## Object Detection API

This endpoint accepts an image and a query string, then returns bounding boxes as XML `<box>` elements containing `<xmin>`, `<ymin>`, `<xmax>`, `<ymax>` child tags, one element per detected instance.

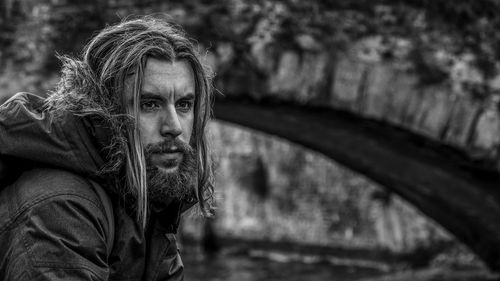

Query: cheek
<box><xmin>182</xmin><ymin>113</ymin><xmax>195</xmax><ymax>143</ymax></box>
<box><xmin>138</xmin><ymin>116</ymin><xmax>156</xmax><ymax>146</ymax></box>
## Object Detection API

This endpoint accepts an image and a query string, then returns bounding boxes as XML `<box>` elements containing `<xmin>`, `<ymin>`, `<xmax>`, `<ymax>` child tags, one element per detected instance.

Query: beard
<box><xmin>144</xmin><ymin>139</ymin><xmax>197</xmax><ymax>204</ymax></box>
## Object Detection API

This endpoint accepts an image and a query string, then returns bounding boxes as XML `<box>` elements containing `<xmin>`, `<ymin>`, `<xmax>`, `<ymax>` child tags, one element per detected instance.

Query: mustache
<box><xmin>144</xmin><ymin>139</ymin><xmax>193</xmax><ymax>155</ymax></box>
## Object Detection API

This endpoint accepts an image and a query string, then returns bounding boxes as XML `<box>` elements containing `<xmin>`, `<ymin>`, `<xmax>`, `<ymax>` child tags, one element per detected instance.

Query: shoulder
<box><xmin>0</xmin><ymin>168</ymin><xmax>113</xmax><ymax>280</ymax></box>
<box><xmin>0</xmin><ymin>168</ymin><xmax>111</xmax><ymax>233</ymax></box>
<box><xmin>12</xmin><ymin>168</ymin><xmax>106</xmax><ymax>211</ymax></box>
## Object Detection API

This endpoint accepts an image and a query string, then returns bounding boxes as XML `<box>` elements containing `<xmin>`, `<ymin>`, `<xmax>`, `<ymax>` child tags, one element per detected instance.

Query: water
<box><xmin>181</xmin><ymin>243</ymin><xmax>498</xmax><ymax>281</ymax></box>
<box><xmin>182</xmin><ymin>245</ymin><xmax>386</xmax><ymax>281</ymax></box>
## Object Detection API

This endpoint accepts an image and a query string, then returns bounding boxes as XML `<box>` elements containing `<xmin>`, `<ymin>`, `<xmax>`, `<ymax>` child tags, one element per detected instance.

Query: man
<box><xmin>0</xmin><ymin>16</ymin><xmax>214</xmax><ymax>280</ymax></box>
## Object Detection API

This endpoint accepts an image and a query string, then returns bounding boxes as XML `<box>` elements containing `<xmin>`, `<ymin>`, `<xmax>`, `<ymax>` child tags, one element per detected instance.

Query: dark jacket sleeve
<box><xmin>12</xmin><ymin>193</ymin><xmax>111</xmax><ymax>281</ymax></box>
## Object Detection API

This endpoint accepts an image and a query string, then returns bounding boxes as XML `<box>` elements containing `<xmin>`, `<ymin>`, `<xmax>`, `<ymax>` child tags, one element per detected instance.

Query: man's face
<box><xmin>126</xmin><ymin>58</ymin><xmax>197</xmax><ymax>202</ymax></box>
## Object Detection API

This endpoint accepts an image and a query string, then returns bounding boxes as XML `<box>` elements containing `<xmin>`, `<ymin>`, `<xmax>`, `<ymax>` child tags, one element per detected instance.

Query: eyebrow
<box><xmin>139</xmin><ymin>91</ymin><xmax>163</xmax><ymax>100</ymax></box>
<box><xmin>139</xmin><ymin>91</ymin><xmax>195</xmax><ymax>101</ymax></box>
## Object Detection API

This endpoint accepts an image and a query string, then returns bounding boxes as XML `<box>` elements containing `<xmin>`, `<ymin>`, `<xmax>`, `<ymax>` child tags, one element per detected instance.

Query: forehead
<box><xmin>144</xmin><ymin>58</ymin><xmax>192</xmax><ymax>79</ymax></box>
<box><xmin>134</xmin><ymin>57</ymin><xmax>195</xmax><ymax>96</ymax></box>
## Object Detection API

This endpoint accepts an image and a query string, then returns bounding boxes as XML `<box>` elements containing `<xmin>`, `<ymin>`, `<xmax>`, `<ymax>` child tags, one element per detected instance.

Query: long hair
<box><xmin>45</xmin><ymin>16</ymin><xmax>214</xmax><ymax>228</ymax></box>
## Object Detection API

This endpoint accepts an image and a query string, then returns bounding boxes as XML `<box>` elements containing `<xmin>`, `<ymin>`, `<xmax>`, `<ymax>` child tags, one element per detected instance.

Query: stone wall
<box><xmin>205</xmin><ymin>38</ymin><xmax>500</xmax><ymax>169</ymax></box>
<box><xmin>182</xmin><ymin>121</ymin><xmax>453</xmax><ymax>254</ymax></box>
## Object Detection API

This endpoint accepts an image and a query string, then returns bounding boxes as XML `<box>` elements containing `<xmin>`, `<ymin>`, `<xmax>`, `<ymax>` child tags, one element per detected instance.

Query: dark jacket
<box><xmin>0</xmin><ymin>93</ymin><xmax>192</xmax><ymax>281</ymax></box>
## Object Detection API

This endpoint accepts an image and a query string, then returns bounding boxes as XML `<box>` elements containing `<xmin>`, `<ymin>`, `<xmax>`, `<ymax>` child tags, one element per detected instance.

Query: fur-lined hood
<box><xmin>0</xmin><ymin>92</ymin><xmax>113</xmax><ymax>187</ymax></box>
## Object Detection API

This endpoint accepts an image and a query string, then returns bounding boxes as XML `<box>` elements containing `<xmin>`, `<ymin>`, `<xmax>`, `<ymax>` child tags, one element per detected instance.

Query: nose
<box><xmin>160</xmin><ymin>105</ymin><xmax>182</xmax><ymax>139</ymax></box>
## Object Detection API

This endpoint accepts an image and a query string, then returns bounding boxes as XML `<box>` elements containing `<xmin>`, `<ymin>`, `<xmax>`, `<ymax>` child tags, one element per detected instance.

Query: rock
<box><xmin>295</xmin><ymin>34</ymin><xmax>322</xmax><ymax>51</ymax></box>
<box><xmin>330</xmin><ymin>56</ymin><xmax>367</xmax><ymax>112</ymax></box>
<box><xmin>296</xmin><ymin>51</ymin><xmax>329</xmax><ymax>103</ymax></box>
<box><xmin>468</xmin><ymin>97</ymin><xmax>500</xmax><ymax>159</ymax></box>
<box><xmin>352</xmin><ymin>36</ymin><xmax>384</xmax><ymax>63</ymax></box>
<box><xmin>402</xmin><ymin>85</ymin><xmax>425</xmax><ymax>128</ymax></box>
<box><xmin>444</xmin><ymin>95</ymin><xmax>482</xmax><ymax>148</ymax></box>
<box><xmin>414</xmin><ymin>86</ymin><xmax>453</xmax><ymax>140</ymax></box>
<box><xmin>488</xmin><ymin>72</ymin><xmax>500</xmax><ymax>93</ymax></box>
<box><xmin>268</xmin><ymin>50</ymin><xmax>301</xmax><ymax>99</ymax></box>
<box><xmin>362</xmin><ymin>62</ymin><xmax>394</xmax><ymax>120</ymax></box>
<box><xmin>250</xmin><ymin>40</ymin><xmax>275</xmax><ymax>74</ymax></box>
<box><xmin>384</xmin><ymin>71</ymin><xmax>418</xmax><ymax>126</ymax></box>
<box><xmin>216</xmin><ymin>42</ymin><xmax>235</xmax><ymax>66</ymax></box>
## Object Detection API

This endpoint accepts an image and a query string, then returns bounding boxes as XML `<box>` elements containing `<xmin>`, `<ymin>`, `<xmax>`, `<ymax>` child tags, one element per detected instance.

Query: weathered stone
<box><xmin>250</xmin><ymin>41</ymin><xmax>275</xmax><ymax>74</ymax></box>
<box><xmin>384</xmin><ymin>71</ymin><xmax>418</xmax><ymax>126</ymax></box>
<box><xmin>468</xmin><ymin>101</ymin><xmax>500</xmax><ymax>159</ymax></box>
<box><xmin>268</xmin><ymin>50</ymin><xmax>302</xmax><ymax>100</ymax></box>
<box><xmin>372</xmin><ymin>198</ymin><xmax>407</xmax><ymax>252</ymax></box>
<box><xmin>402</xmin><ymin>86</ymin><xmax>425</xmax><ymax>128</ymax></box>
<box><xmin>295</xmin><ymin>34</ymin><xmax>322</xmax><ymax>51</ymax></box>
<box><xmin>330</xmin><ymin>57</ymin><xmax>366</xmax><ymax>112</ymax></box>
<box><xmin>267</xmin><ymin>50</ymin><xmax>329</xmax><ymax>103</ymax></box>
<box><xmin>414</xmin><ymin>86</ymin><xmax>454</xmax><ymax>140</ymax></box>
<box><xmin>216</xmin><ymin>42</ymin><xmax>235</xmax><ymax>67</ymax></box>
<box><xmin>361</xmin><ymin>62</ymin><xmax>394</xmax><ymax>120</ymax></box>
<box><xmin>450</xmin><ymin>54</ymin><xmax>484</xmax><ymax>96</ymax></box>
<box><xmin>296</xmin><ymin>52</ymin><xmax>329</xmax><ymax>103</ymax></box>
<box><xmin>489</xmin><ymin>72</ymin><xmax>500</xmax><ymax>92</ymax></box>
<box><xmin>352</xmin><ymin>36</ymin><xmax>384</xmax><ymax>63</ymax></box>
<box><xmin>444</xmin><ymin>95</ymin><xmax>482</xmax><ymax>148</ymax></box>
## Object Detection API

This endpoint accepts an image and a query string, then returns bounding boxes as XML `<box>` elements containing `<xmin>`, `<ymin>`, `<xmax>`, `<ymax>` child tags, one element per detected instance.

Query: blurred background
<box><xmin>1</xmin><ymin>0</ymin><xmax>500</xmax><ymax>280</ymax></box>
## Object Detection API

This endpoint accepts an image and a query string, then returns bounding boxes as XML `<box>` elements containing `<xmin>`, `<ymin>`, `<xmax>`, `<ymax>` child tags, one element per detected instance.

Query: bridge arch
<box><xmin>214</xmin><ymin>97</ymin><xmax>500</xmax><ymax>271</ymax></box>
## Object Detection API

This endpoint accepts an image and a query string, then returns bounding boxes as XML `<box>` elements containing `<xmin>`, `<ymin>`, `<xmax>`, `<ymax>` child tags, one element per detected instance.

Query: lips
<box><xmin>152</xmin><ymin>152</ymin><xmax>183</xmax><ymax>169</ymax></box>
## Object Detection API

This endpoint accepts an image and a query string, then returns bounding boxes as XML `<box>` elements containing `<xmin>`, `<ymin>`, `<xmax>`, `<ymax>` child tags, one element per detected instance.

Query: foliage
<box><xmin>2</xmin><ymin>0</ymin><xmax>499</xmax><ymax>73</ymax></box>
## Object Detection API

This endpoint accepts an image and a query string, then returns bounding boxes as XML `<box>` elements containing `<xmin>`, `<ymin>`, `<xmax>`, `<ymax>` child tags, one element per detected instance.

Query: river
<box><xmin>181</xmin><ymin>243</ymin><xmax>497</xmax><ymax>281</ymax></box>
<box><xmin>183</xmin><ymin>242</ymin><xmax>390</xmax><ymax>281</ymax></box>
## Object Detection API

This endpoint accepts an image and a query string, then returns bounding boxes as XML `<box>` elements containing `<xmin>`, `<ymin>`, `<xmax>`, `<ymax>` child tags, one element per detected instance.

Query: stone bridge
<box><xmin>206</xmin><ymin>44</ymin><xmax>500</xmax><ymax>270</ymax></box>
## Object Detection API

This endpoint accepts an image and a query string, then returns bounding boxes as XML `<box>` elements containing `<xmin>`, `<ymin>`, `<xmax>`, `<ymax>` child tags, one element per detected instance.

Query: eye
<box><xmin>140</xmin><ymin>100</ymin><xmax>160</xmax><ymax>112</ymax></box>
<box><xmin>176</xmin><ymin>99</ymin><xmax>193</xmax><ymax>112</ymax></box>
